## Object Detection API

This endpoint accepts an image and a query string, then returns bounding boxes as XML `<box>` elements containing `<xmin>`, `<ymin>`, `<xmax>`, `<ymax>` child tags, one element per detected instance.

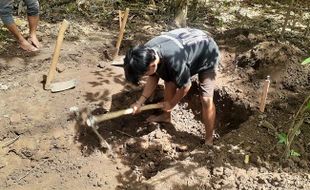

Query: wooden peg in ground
<box><xmin>113</xmin><ymin>8</ymin><xmax>130</xmax><ymax>60</ymax></box>
<box><xmin>118</xmin><ymin>10</ymin><xmax>123</xmax><ymax>30</ymax></box>
<box><xmin>259</xmin><ymin>76</ymin><xmax>271</xmax><ymax>112</ymax></box>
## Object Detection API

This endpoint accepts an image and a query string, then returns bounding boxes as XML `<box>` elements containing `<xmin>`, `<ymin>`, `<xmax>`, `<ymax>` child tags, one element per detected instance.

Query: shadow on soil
<box><xmin>73</xmin><ymin>80</ymin><xmax>254</xmax><ymax>188</ymax></box>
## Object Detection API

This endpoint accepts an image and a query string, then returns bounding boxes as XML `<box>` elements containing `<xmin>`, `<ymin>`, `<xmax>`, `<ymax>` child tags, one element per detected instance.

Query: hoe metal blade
<box><xmin>50</xmin><ymin>79</ymin><xmax>78</xmax><ymax>92</ymax></box>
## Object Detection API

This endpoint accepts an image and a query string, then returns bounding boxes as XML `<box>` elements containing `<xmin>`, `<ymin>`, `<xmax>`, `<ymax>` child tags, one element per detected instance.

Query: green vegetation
<box><xmin>0</xmin><ymin>27</ymin><xmax>9</xmax><ymax>42</ymax></box>
<box><xmin>282</xmin><ymin>57</ymin><xmax>310</xmax><ymax>159</ymax></box>
<box><xmin>301</xmin><ymin>57</ymin><xmax>310</xmax><ymax>65</ymax></box>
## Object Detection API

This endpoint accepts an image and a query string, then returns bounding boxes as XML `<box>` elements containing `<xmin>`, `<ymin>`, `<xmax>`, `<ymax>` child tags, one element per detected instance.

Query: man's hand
<box><xmin>160</xmin><ymin>83</ymin><xmax>191</xmax><ymax>113</ymax></box>
<box><xmin>131</xmin><ymin>101</ymin><xmax>143</xmax><ymax>114</ymax></box>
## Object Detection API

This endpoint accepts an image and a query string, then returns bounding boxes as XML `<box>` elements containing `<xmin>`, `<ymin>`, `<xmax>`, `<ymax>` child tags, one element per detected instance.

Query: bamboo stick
<box><xmin>281</xmin><ymin>0</ymin><xmax>295</xmax><ymax>39</ymax></box>
<box><xmin>118</xmin><ymin>10</ymin><xmax>123</xmax><ymax>30</ymax></box>
<box><xmin>113</xmin><ymin>8</ymin><xmax>129</xmax><ymax>59</ymax></box>
<box><xmin>305</xmin><ymin>19</ymin><xmax>310</xmax><ymax>36</ymax></box>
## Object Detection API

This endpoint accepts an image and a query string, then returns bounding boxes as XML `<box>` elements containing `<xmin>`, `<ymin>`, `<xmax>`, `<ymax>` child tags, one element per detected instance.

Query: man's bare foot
<box><xmin>28</xmin><ymin>35</ymin><xmax>41</xmax><ymax>49</ymax></box>
<box><xmin>205</xmin><ymin>131</ymin><xmax>218</xmax><ymax>145</ymax></box>
<box><xmin>19</xmin><ymin>39</ymin><xmax>39</xmax><ymax>52</ymax></box>
<box><xmin>146</xmin><ymin>113</ymin><xmax>171</xmax><ymax>123</ymax></box>
<box><xmin>205</xmin><ymin>138</ymin><xmax>213</xmax><ymax>146</ymax></box>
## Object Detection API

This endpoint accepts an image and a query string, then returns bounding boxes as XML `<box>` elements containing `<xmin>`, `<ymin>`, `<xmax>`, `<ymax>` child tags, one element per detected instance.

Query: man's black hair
<box><xmin>123</xmin><ymin>45</ymin><xmax>156</xmax><ymax>85</ymax></box>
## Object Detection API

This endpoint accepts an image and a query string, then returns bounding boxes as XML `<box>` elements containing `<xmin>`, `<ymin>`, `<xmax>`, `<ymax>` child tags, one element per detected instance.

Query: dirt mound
<box><xmin>236</xmin><ymin>41</ymin><xmax>309</xmax><ymax>91</ymax></box>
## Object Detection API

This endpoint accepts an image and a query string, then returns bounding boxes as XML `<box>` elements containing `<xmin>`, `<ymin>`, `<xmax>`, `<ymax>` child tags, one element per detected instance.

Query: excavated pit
<box><xmin>182</xmin><ymin>82</ymin><xmax>253</xmax><ymax>137</ymax></box>
<box><xmin>76</xmin><ymin>83</ymin><xmax>254</xmax><ymax>179</ymax></box>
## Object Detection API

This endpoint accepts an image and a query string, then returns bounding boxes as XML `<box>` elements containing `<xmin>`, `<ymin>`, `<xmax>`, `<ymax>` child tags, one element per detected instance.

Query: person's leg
<box><xmin>201</xmin><ymin>96</ymin><xmax>216</xmax><ymax>145</ymax></box>
<box><xmin>24</xmin><ymin>0</ymin><xmax>40</xmax><ymax>48</ymax></box>
<box><xmin>199</xmin><ymin>71</ymin><xmax>216</xmax><ymax>145</ymax></box>
<box><xmin>0</xmin><ymin>0</ymin><xmax>37</xmax><ymax>51</ymax></box>
<box><xmin>147</xmin><ymin>81</ymin><xmax>177</xmax><ymax>123</ymax></box>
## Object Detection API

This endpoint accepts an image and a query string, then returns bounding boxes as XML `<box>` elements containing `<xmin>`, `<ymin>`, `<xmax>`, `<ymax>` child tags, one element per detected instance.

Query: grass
<box><xmin>0</xmin><ymin>27</ymin><xmax>9</xmax><ymax>42</ymax></box>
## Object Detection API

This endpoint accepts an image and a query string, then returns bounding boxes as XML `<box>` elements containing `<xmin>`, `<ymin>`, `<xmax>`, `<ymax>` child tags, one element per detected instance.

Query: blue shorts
<box><xmin>0</xmin><ymin>0</ymin><xmax>39</xmax><ymax>25</ymax></box>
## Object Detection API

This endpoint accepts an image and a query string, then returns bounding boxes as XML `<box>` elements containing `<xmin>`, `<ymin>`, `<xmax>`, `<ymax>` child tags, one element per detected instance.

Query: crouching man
<box><xmin>123</xmin><ymin>28</ymin><xmax>220</xmax><ymax>145</ymax></box>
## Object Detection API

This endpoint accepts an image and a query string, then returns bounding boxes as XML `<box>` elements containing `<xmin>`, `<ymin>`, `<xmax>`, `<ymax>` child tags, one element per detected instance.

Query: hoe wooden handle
<box><xmin>87</xmin><ymin>103</ymin><xmax>163</xmax><ymax>127</ymax></box>
<box><xmin>45</xmin><ymin>19</ymin><xmax>69</xmax><ymax>89</ymax></box>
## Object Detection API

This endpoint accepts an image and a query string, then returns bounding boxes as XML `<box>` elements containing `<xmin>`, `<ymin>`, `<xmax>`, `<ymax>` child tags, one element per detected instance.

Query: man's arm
<box><xmin>133</xmin><ymin>75</ymin><xmax>159</xmax><ymax>112</ymax></box>
<box><xmin>165</xmin><ymin>82</ymin><xmax>191</xmax><ymax>112</ymax></box>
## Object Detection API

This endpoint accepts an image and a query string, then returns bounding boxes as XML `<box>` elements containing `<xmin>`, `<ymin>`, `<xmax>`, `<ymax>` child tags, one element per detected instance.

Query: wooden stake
<box><xmin>45</xmin><ymin>20</ymin><xmax>69</xmax><ymax>89</ymax></box>
<box><xmin>259</xmin><ymin>76</ymin><xmax>271</xmax><ymax>112</ymax></box>
<box><xmin>281</xmin><ymin>0</ymin><xmax>295</xmax><ymax>39</ymax></box>
<box><xmin>305</xmin><ymin>19</ymin><xmax>310</xmax><ymax>36</ymax></box>
<box><xmin>118</xmin><ymin>10</ymin><xmax>123</xmax><ymax>30</ymax></box>
<box><xmin>113</xmin><ymin>8</ymin><xmax>129</xmax><ymax>59</ymax></box>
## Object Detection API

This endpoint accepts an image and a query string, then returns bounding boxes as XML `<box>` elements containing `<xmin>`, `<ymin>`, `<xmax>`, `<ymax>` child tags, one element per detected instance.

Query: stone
<box><xmin>97</xmin><ymin>180</ymin><xmax>103</xmax><ymax>187</ymax></box>
<box><xmin>125</xmin><ymin>138</ymin><xmax>136</xmax><ymax>148</ymax></box>
<box><xmin>176</xmin><ymin>144</ymin><xmax>188</xmax><ymax>152</ymax></box>
<box><xmin>10</xmin><ymin>114</ymin><xmax>21</xmax><ymax>125</ymax></box>
<box><xmin>0</xmin><ymin>158</ymin><xmax>7</xmax><ymax>169</ymax></box>
<box><xmin>140</xmin><ymin>141</ymin><xmax>149</xmax><ymax>149</ymax></box>
<box><xmin>0</xmin><ymin>84</ymin><xmax>9</xmax><ymax>90</ymax></box>
<box><xmin>298</xmin><ymin>160</ymin><xmax>308</xmax><ymax>168</ymax></box>
<box><xmin>257</xmin><ymin>176</ymin><xmax>266</xmax><ymax>184</ymax></box>
<box><xmin>21</xmin><ymin>148</ymin><xmax>34</xmax><ymax>158</ymax></box>
<box><xmin>236</xmin><ymin>88</ymin><xmax>243</xmax><ymax>93</ymax></box>
<box><xmin>56</xmin><ymin>65</ymin><xmax>66</xmax><ymax>73</ymax></box>
<box><xmin>213</xmin><ymin>167</ymin><xmax>224</xmax><ymax>176</ymax></box>
<box><xmin>97</xmin><ymin>61</ymin><xmax>107</xmax><ymax>69</ymax></box>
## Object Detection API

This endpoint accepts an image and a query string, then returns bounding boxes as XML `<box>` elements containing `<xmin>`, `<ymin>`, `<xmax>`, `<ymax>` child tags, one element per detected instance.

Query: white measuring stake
<box><xmin>259</xmin><ymin>76</ymin><xmax>271</xmax><ymax>112</ymax></box>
